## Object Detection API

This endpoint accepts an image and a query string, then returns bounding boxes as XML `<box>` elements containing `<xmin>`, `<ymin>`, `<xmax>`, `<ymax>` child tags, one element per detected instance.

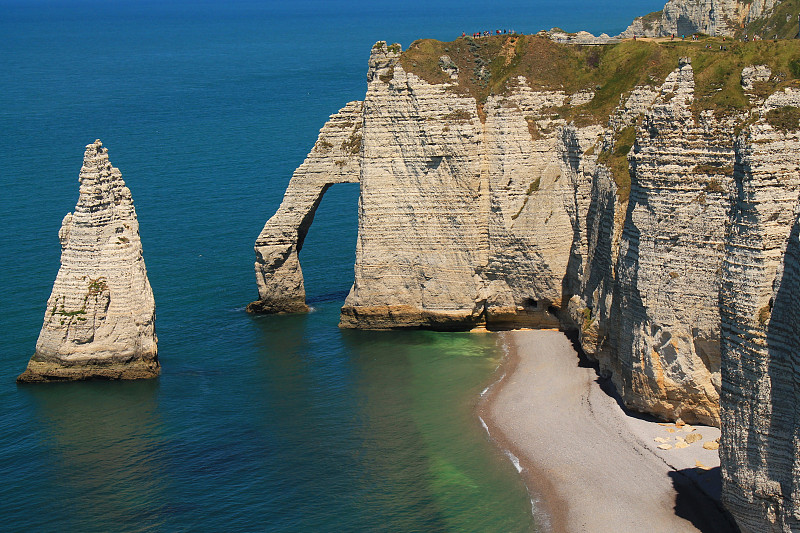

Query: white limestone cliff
<box><xmin>253</xmin><ymin>37</ymin><xmax>800</xmax><ymax>525</ymax></box>
<box><xmin>251</xmin><ymin>40</ymin><xmax>800</xmax><ymax>429</ymax></box>
<box><xmin>18</xmin><ymin>140</ymin><xmax>158</xmax><ymax>382</ymax></box>
<box><xmin>619</xmin><ymin>0</ymin><xmax>779</xmax><ymax>38</ymax></box>
<box><xmin>719</xmin><ymin>91</ymin><xmax>800</xmax><ymax>532</ymax></box>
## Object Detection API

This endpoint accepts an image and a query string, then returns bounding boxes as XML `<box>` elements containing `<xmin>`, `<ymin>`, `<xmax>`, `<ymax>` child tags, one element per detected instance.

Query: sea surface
<box><xmin>0</xmin><ymin>1</ymin><xmax>662</xmax><ymax>530</ymax></box>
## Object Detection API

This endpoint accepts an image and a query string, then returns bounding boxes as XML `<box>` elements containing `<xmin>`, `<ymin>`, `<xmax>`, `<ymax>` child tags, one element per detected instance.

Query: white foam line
<box><xmin>478</xmin><ymin>415</ymin><xmax>489</xmax><ymax>434</ymax></box>
<box><xmin>481</xmin><ymin>372</ymin><xmax>506</xmax><ymax>397</ymax></box>
<box><xmin>505</xmin><ymin>450</ymin><xmax>523</xmax><ymax>473</ymax></box>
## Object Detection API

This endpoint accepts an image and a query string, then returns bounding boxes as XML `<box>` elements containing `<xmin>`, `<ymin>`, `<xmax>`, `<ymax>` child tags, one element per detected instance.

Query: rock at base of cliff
<box><xmin>17</xmin><ymin>356</ymin><xmax>160</xmax><ymax>382</ymax></box>
<box><xmin>339</xmin><ymin>305</ymin><xmax>480</xmax><ymax>330</ymax></box>
<box><xmin>246</xmin><ymin>297</ymin><xmax>309</xmax><ymax>314</ymax></box>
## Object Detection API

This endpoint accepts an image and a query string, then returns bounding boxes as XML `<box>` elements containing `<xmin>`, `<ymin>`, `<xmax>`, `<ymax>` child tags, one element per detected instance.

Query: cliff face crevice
<box><xmin>253</xmin><ymin>40</ymin><xmax>800</xmax><ymax>430</ymax></box>
<box><xmin>719</xmin><ymin>91</ymin><xmax>800</xmax><ymax>531</ymax></box>
<box><xmin>620</xmin><ymin>0</ymin><xmax>779</xmax><ymax>38</ymax></box>
<box><xmin>608</xmin><ymin>58</ymin><xmax>733</xmax><ymax>426</ymax></box>
<box><xmin>18</xmin><ymin>140</ymin><xmax>158</xmax><ymax>382</ymax></box>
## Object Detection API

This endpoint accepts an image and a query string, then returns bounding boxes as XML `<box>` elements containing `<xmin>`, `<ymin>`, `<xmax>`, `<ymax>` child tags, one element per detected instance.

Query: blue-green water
<box><xmin>0</xmin><ymin>1</ymin><xmax>662</xmax><ymax>530</ymax></box>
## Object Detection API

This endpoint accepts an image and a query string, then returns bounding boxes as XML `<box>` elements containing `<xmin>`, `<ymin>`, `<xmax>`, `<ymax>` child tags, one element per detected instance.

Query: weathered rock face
<box><xmin>610</xmin><ymin>58</ymin><xmax>732</xmax><ymax>426</ymax></box>
<box><xmin>254</xmin><ymin>37</ymin><xmax>800</xmax><ymax>434</ymax></box>
<box><xmin>248</xmin><ymin>101</ymin><xmax>362</xmax><ymax>313</ymax></box>
<box><xmin>719</xmin><ymin>90</ymin><xmax>800</xmax><ymax>532</ymax></box>
<box><xmin>340</xmin><ymin>44</ymin><xmax>490</xmax><ymax>329</ymax></box>
<box><xmin>18</xmin><ymin>140</ymin><xmax>158</xmax><ymax>382</ymax></box>
<box><xmin>620</xmin><ymin>0</ymin><xmax>778</xmax><ymax>38</ymax></box>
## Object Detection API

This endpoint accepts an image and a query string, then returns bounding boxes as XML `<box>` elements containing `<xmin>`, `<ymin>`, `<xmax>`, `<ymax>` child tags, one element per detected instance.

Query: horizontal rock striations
<box><xmin>611</xmin><ymin>58</ymin><xmax>732</xmax><ymax>426</ymax></box>
<box><xmin>255</xmin><ymin>36</ymin><xmax>800</xmax><ymax>429</ymax></box>
<box><xmin>719</xmin><ymin>93</ymin><xmax>800</xmax><ymax>532</ymax></box>
<box><xmin>18</xmin><ymin>140</ymin><xmax>158</xmax><ymax>382</ymax></box>
<box><xmin>248</xmin><ymin>101</ymin><xmax>362</xmax><ymax>313</ymax></box>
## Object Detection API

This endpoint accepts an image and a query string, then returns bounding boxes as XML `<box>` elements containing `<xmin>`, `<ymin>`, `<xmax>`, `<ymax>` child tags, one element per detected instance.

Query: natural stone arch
<box><xmin>247</xmin><ymin>101</ymin><xmax>363</xmax><ymax>314</ymax></box>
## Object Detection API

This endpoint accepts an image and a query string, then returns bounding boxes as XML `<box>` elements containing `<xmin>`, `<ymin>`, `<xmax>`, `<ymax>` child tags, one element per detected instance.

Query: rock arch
<box><xmin>247</xmin><ymin>101</ymin><xmax>363</xmax><ymax>313</ymax></box>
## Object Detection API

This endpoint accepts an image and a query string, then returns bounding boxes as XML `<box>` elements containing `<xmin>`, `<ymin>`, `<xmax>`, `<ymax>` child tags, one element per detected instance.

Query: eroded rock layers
<box><xmin>719</xmin><ymin>92</ymin><xmax>800</xmax><ymax>532</ymax></box>
<box><xmin>255</xmin><ymin>38</ymin><xmax>800</xmax><ymax>529</ymax></box>
<box><xmin>253</xmin><ymin>40</ymin><xmax>800</xmax><ymax>434</ymax></box>
<box><xmin>620</xmin><ymin>0</ymin><xmax>778</xmax><ymax>38</ymax></box>
<box><xmin>249</xmin><ymin>101</ymin><xmax>362</xmax><ymax>313</ymax></box>
<box><xmin>18</xmin><ymin>140</ymin><xmax>158</xmax><ymax>382</ymax></box>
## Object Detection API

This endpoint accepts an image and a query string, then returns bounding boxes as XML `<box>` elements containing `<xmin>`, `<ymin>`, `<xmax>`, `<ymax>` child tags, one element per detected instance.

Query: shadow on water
<box><xmin>17</xmin><ymin>379</ymin><xmax>168</xmax><ymax>532</ymax></box>
<box><xmin>669</xmin><ymin>468</ymin><xmax>739</xmax><ymax>533</ymax></box>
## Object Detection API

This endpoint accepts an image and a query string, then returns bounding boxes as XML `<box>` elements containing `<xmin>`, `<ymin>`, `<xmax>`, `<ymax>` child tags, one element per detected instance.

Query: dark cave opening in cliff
<box><xmin>299</xmin><ymin>182</ymin><xmax>360</xmax><ymax>306</ymax></box>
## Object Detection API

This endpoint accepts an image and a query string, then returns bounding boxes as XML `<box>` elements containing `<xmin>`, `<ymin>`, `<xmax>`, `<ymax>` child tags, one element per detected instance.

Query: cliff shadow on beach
<box><xmin>669</xmin><ymin>467</ymin><xmax>739</xmax><ymax>533</ymax></box>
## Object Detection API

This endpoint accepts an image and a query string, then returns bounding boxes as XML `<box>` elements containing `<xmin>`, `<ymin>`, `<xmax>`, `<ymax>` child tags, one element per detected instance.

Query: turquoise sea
<box><xmin>0</xmin><ymin>1</ymin><xmax>662</xmax><ymax>530</ymax></box>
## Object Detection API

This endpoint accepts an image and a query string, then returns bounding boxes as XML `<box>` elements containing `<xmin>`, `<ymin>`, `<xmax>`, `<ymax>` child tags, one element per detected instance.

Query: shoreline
<box><xmin>477</xmin><ymin>331</ymin><xmax>568</xmax><ymax>532</ymax></box>
<box><xmin>478</xmin><ymin>330</ymin><xmax>736</xmax><ymax>533</ymax></box>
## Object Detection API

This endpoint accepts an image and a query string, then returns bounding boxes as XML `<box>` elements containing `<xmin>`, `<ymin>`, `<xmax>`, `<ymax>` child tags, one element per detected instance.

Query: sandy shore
<box><xmin>479</xmin><ymin>330</ymin><xmax>737</xmax><ymax>533</ymax></box>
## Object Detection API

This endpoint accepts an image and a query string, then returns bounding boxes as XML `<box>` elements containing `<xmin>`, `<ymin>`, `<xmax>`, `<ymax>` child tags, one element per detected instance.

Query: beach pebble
<box><xmin>695</xmin><ymin>460</ymin><xmax>712</xmax><ymax>470</ymax></box>
<box><xmin>685</xmin><ymin>433</ymin><xmax>702</xmax><ymax>444</ymax></box>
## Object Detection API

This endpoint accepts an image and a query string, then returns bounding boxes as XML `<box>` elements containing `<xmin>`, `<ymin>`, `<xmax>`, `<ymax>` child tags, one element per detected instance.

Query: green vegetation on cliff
<box><xmin>741</xmin><ymin>0</ymin><xmax>800</xmax><ymax>39</ymax></box>
<box><xmin>401</xmin><ymin>34</ymin><xmax>800</xmax><ymax>122</ymax></box>
<box><xmin>400</xmin><ymin>34</ymin><xmax>800</xmax><ymax>199</ymax></box>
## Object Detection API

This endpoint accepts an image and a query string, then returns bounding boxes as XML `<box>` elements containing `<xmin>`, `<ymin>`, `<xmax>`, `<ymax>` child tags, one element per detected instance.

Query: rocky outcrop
<box><xmin>610</xmin><ymin>58</ymin><xmax>733</xmax><ymax>426</ymax></box>
<box><xmin>719</xmin><ymin>91</ymin><xmax>800</xmax><ymax>532</ymax></box>
<box><xmin>18</xmin><ymin>140</ymin><xmax>158</xmax><ymax>382</ymax></box>
<box><xmin>248</xmin><ymin>101</ymin><xmax>362</xmax><ymax>313</ymax></box>
<box><xmin>254</xmin><ymin>36</ymin><xmax>800</xmax><ymax>432</ymax></box>
<box><xmin>620</xmin><ymin>0</ymin><xmax>778</xmax><ymax>38</ymax></box>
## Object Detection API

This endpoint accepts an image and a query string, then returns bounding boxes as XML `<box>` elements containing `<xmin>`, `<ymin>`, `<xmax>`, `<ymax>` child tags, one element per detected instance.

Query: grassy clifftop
<box><xmin>400</xmin><ymin>33</ymin><xmax>800</xmax><ymax>125</ymax></box>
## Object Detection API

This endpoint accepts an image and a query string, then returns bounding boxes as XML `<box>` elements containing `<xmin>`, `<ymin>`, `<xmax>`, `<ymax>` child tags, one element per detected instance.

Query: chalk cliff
<box><xmin>249</xmin><ymin>102</ymin><xmax>362</xmax><ymax>313</ymax></box>
<box><xmin>252</xmin><ymin>37</ymin><xmax>800</xmax><ymax>431</ymax></box>
<box><xmin>252</xmin><ymin>32</ymin><xmax>800</xmax><ymax>530</ymax></box>
<box><xmin>620</xmin><ymin>0</ymin><xmax>780</xmax><ymax>38</ymax></box>
<box><xmin>18</xmin><ymin>140</ymin><xmax>158</xmax><ymax>382</ymax></box>
<box><xmin>719</xmin><ymin>90</ymin><xmax>800</xmax><ymax>532</ymax></box>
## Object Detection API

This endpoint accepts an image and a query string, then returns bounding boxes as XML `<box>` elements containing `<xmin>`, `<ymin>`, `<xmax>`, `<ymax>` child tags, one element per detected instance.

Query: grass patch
<box><xmin>316</xmin><ymin>139</ymin><xmax>332</xmax><ymax>153</ymax></box>
<box><xmin>442</xmin><ymin>109</ymin><xmax>473</xmax><ymax>121</ymax></box>
<box><xmin>704</xmin><ymin>178</ymin><xmax>727</xmax><ymax>192</ymax></box>
<box><xmin>693</xmin><ymin>163</ymin><xmax>734</xmax><ymax>176</ymax></box>
<box><xmin>597</xmin><ymin>125</ymin><xmax>635</xmax><ymax>202</ymax></box>
<box><xmin>526</xmin><ymin>177</ymin><xmax>541</xmax><ymax>195</ymax></box>
<box><xmin>639</xmin><ymin>10</ymin><xmax>663</xmax><ymax>32</ymax></box>
<box><xmin>342</xmin><ymin>132</ymin><xmax>362</xmax><ymax>155</ymax></box>
<box><xmin>766</xmin><ymin>106</ymin><xmax>800</xmax><ymax>131</ymax></box>
<box><xmin>400</xmin><ymin>35</ymin><xmax>800</xmax><ymax>124</ymax></box>
<box><xmin>740</xmin><ymin>0</ymin><xmax>800</xmax><ymax>39</ymax></box>
<box><xmin>379</xmin><ymin>66</ymin><xmax>395</xmax><ymax>83</ymax></box>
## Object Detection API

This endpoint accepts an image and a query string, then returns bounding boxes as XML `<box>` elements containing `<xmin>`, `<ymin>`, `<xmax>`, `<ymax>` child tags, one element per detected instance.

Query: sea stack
<box><xmin>18</xmin><ymin>140</ymin><xmax>158</xmax><ymax>382</ymax></box>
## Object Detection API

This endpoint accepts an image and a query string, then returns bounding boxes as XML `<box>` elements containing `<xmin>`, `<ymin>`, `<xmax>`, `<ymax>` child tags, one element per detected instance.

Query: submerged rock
<box><xmin>18</xmin><ymin>140</ymin><xmax>158</xmax><ymax>382</ymax></box>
